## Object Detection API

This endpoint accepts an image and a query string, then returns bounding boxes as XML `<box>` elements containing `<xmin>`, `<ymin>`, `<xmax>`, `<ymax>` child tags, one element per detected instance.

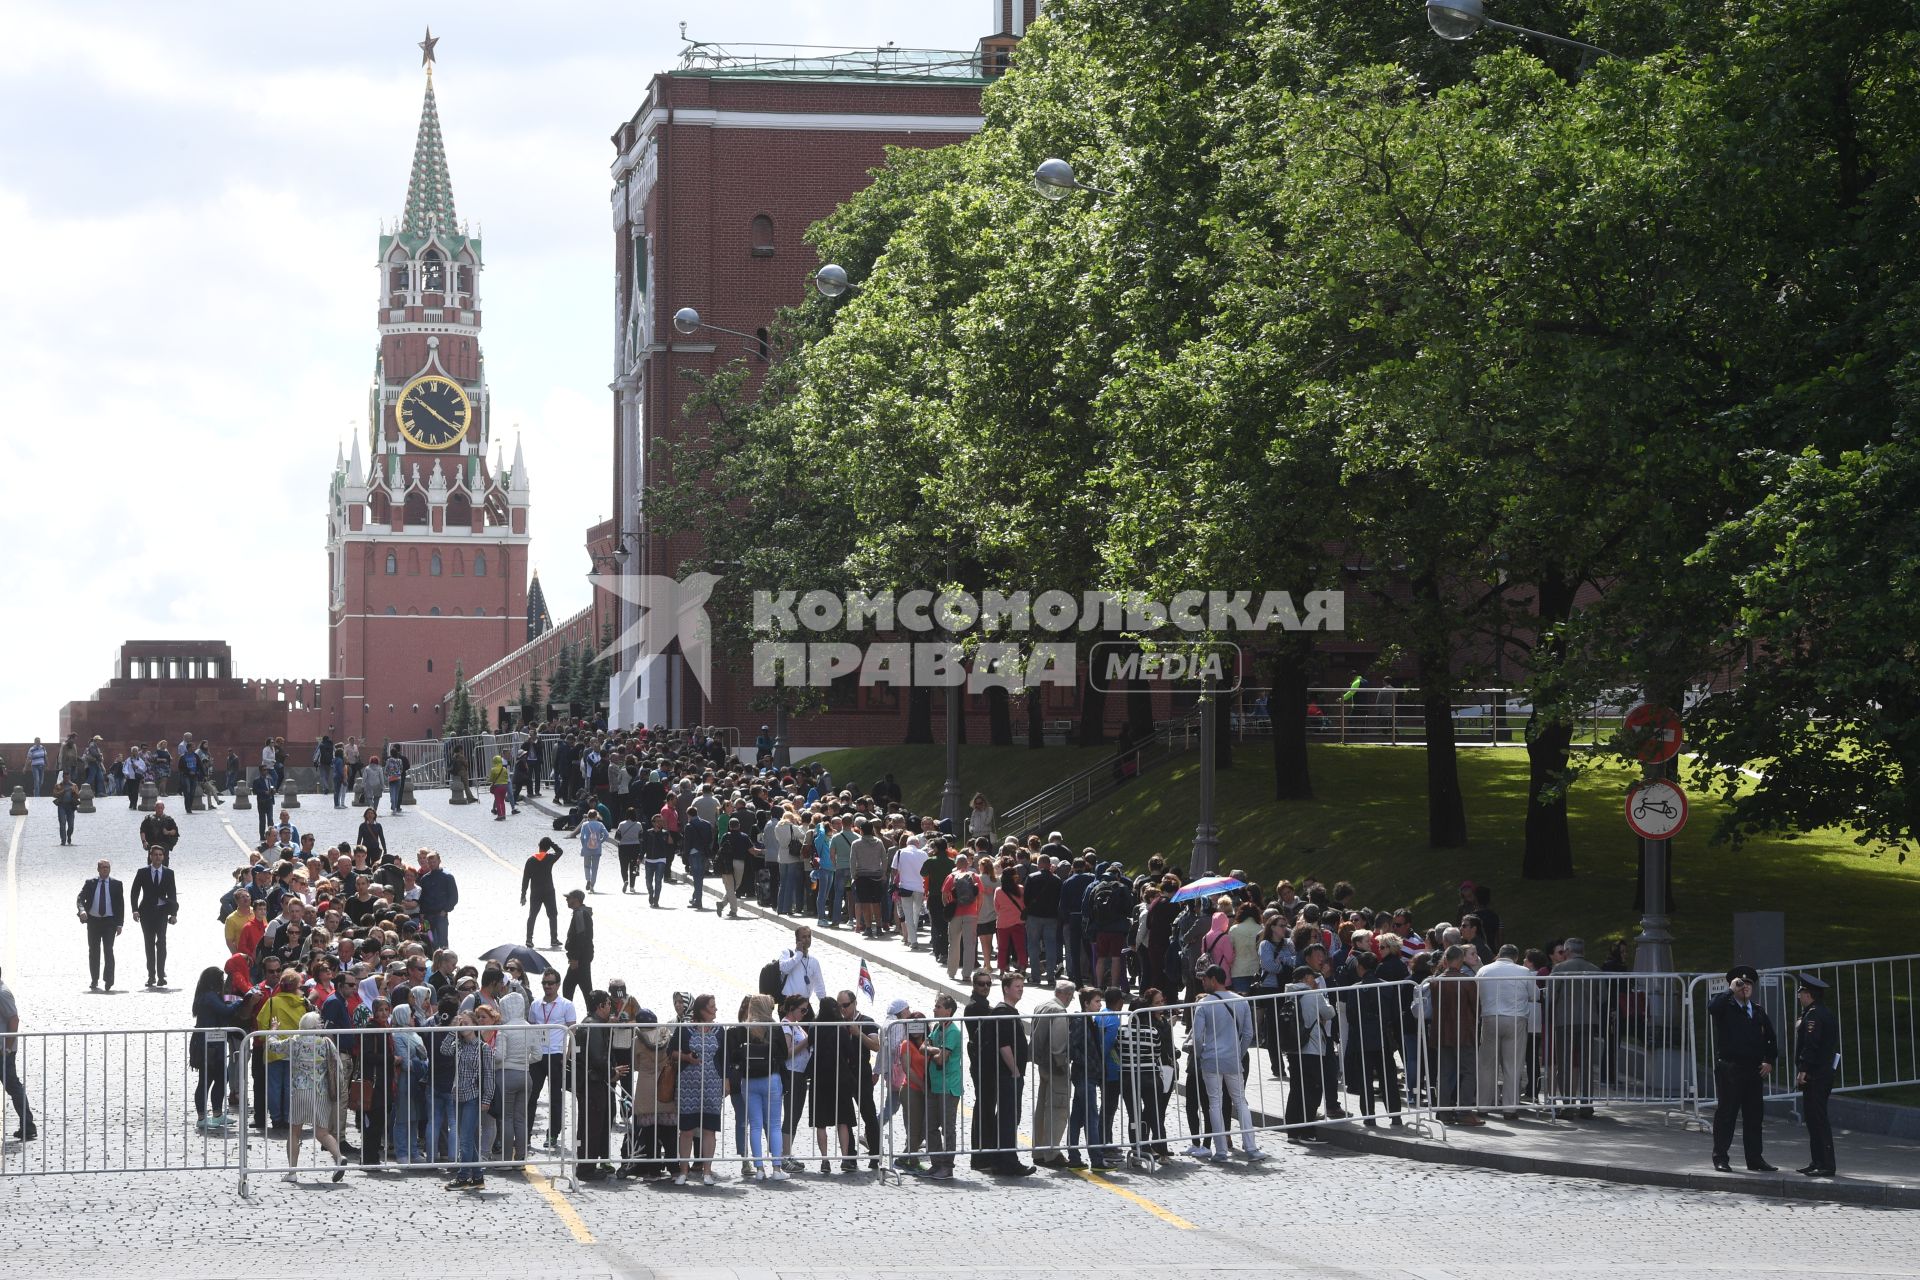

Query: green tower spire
<box><xmin>402</xmin><ymin>73</ymin><xmax>458</xmax><ymax>238</ymax></box>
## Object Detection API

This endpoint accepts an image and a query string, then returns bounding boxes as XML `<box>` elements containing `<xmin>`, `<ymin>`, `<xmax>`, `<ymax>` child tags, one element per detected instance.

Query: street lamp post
<box><xmin>1424</xmin><ymin>0</ymin><xmax>1618</xmax><ymax>59</ymax></box>
<box><xmin>1191</xmin><ymin>678</ymin><xmax>1220</xmax><ymax>878</ymax></box>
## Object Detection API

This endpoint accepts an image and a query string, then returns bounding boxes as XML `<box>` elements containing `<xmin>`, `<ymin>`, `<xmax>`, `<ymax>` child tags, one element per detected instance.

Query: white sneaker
<box><xmin>1244</xmin><ymin>1149</ymin><xmax>1269</xmax><ymax>1162</ymax></box>
<box><xmin>281</xmin><ymin>1171</ymin><xmax>298</xmax><ymax>1183</ymax></box>
<box><xmin>1184</xmin><ymin>1144</ymin><xmax>1208</xmax><ymax>1158</ymax></box>
<box><xmin>702</xmin><ymin>1172</ymin><xmax>718</xmax><ymax>1186</ymax></box>
<box><xmin>671</xmin><ymin>1172</ymin><xmax>687</xmax><ymax>1186</ymax></box>
<box><xmin>770</xmin><ymin>1169</ymin><xmax>790</xmax><ymax>1182</ymax></box>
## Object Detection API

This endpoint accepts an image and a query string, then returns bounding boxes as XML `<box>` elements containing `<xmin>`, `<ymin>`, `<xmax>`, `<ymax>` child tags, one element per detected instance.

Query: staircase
<box><xmin>999</xmin><ymin>708</ymin><xmax>1203</xmax><ymax>837</ymax></box>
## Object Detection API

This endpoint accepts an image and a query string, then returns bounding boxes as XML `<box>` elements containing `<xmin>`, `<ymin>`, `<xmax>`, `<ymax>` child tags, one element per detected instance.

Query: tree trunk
<box><xmin>1521</xmin><ymin>569</ymin><xmax>1578</xmax><ymax>881</ymax></box>
<box><xmin>1026</xmin><ymin>690</ymin><xmax>1046</xmax><ymax>749</ymax></box>
<box><xmin>905</xmin><ymin>687</ymin><xmax>933</xmax><ymax>745</ymax></box>
<box><xmin>1076</xmin><ymin>661</ymin><xmax>1108</xmax><ymax>747</ymax></box>
<box><xmin>986</xmin><ymin>685</ymin><xmax>1014</xmax><ymax>746</ymax></box>
<box><xmin>1127</xmin><ymin>673</ymin><xmax>1156</xmax><ymax>742</ymax></box>
<box><xmin>1414</xmin><ymin>571</ymin><xmax>1468</xmax><ymax>848</ymax></box>
<box><xmin>1270</xmin><ymin>638</ymin><xmax>1313</xmax><ymax>800</ymax></box>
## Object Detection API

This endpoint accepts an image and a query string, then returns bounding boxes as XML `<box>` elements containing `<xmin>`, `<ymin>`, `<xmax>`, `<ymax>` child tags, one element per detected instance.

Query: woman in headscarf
<box><xmin>388</xmin><ymin>1002</ymin><xmax>429</xmax><ymax>1164</ymax></box>
<box><xmin>285</xmin><ymin>1012</ymin><xmax>347</xmax><ymax>1182</ymax></box>
<box><xmin>494</xmin><ymin>990</ymin><xmax>538</xmax><ymax>1162</ymax></box>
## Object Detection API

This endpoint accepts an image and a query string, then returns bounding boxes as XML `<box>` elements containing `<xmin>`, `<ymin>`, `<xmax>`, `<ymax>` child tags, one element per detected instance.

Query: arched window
<box><xmin>755</xmin><ymin>327</ymin><xmax>771</xmax><ymax>362</ymax></box>
<box><xmin>429</xmin><ymin>552</ymin><xmax>443</xmax><ymax>576</ymax></box>
<box><xmin>372</xmin><ymin>493</ymin><xmax>391</xmax><ymax>525</ymax></box>
<box><xmin>384</xmin><ymin>552</ymin><xmax>397</xmax><ymax>575</ymax></box>
<box><xmin>452</xmin><ymin>607</ymin><xmax>465</xmax><ymax>616</ymax></box>
<box><xmin>403</xmin><ymin>492</ymin><xmax>428</xmax><ymax>526</ymax></box>
<box><xmin>455</xmin><ymin>265</ymin><xmax>473</xmax><ymax>296</ymax></box>
<box><xmin>429</xmin><ymin>606</ymin><xmax>441</xmax><ymax>615</ymax></box>
<box><xmin>407</xmin><ymin>549</ymin><xmax>421</xmax><ymax>576</ymax></box>
<box><xmin>750</xmin><ymin>214</ymin><xmax>775</xmax><ymax>257</ymax></box>
<box><xmin>472</xmin><ymin>551</ymin><xmax>487</xmax><ymax>577</ymax></box>
<box><xmin>447</xmin><ymin>494</ymin><xmax>472</xmax><ymax>528</ymax></box>
<box><xmin>422</xmin><ymin>248</ymin><xmax>444</xmax><ymax>292</ymax></box>
<box><xmin>426</xmin><ymin>659</ymin><xmax>434</xmax><ymax>672</ymax></box>
<box><xmin>388</xmin><ymin>263</ymin><xmax>408</xmax><ymax>297</ymax></box>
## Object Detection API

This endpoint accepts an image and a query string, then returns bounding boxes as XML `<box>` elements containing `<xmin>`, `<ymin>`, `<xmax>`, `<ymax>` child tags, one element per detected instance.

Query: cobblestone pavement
<box><xmin>4</xmin><ymin>797</ymin><xmax>1918</xmax><ymax>1279</ymax></box>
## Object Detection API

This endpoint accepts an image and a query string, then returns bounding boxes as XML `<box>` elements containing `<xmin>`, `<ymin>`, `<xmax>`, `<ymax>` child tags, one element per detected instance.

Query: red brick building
<box><xmin>606</xmin><ymin>15</ymin><xmax>1047</xmax><ymax>744</ymax></box>
<box><xmin>320</xmin><ymin>57</ymin><xmax>532</xmax><ymax>748</ymax></box>
<box><xmin>58</xmin><ymin>641</ymin><xmax>321</xmax><ymax>758</ymax></box>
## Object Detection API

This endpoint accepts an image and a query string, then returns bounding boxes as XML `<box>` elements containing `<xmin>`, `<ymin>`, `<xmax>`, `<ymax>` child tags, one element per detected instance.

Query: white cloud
<box><xmin>0</xmin><ymin>0</ymin><xmax>987</xmax><ymax>737</ymax></box>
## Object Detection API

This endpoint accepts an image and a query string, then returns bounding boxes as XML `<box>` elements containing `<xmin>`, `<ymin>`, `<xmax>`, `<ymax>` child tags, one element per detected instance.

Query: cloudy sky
<box><xmin>0</xmin><ymin>1</ymin><xmax>985</xmax><ymax>738</ymax></box>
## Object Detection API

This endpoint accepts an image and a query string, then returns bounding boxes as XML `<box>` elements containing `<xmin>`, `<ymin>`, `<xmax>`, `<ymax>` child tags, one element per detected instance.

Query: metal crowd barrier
<box><xmin>0</xmin><ymin>1030</ymin><xmax>243</xmax><ymax>1176</ymax></box>
<box><xmin>235</xmin><ymin>1024</ymin><xmax>575</xmax><ymax>1194</ymax></box>
<box><xmin>1410</xmin><ymin>971</ymin><xmax>1693</xmax><ymax>1123</ymax></box>
<box><xmin>1685</xmin><ymin>952</ymin><xmax>1920</xmax><ymax>1125</ymax></box>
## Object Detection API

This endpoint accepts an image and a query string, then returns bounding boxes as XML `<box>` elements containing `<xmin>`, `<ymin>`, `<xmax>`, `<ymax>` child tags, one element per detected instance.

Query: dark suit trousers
<box><xmin>139</xmin><ymin>916</ymin><xmax>168</xmax><ymax>982</ymax></box>
<box><xmin>563</xmin><ymin>959</ymin><xmax>592</xmax><ymax>1003</ymax></box>
<box><xmin>1712</xmin><ymin>1061</ymin><xmax>1766</xmax><ymax>1163</ymax></box>
<box><xmin>86</xmin><ymin>918</ymin><xmax>117</xmax><ymax>987</ymax></box>
<box><xmin>1803</xmin><ymin>1080</ymin><xmax>1835</xmax><ymax>1171</ymax></box>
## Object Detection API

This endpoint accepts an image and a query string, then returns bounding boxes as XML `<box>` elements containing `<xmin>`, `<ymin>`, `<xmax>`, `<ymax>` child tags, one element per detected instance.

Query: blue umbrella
<box><xmin>1171</xmin><ymin>875</ymin><xmax>1245</xmax><ymax>904</ymax></box>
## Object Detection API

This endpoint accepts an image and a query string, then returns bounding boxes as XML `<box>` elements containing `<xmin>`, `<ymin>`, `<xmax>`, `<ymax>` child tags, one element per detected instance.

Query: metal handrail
<box><xmin>1000</xmin><ymin>708</ymin><xmax>1203</xmax><ymax>836</ymax></box>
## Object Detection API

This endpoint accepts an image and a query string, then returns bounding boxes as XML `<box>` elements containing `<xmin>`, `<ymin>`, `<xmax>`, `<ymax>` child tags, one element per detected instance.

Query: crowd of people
<box><xmin>100</xmin><ymin>718</ymin><xmax>1664</xmax><ymax>1194</ymax></box>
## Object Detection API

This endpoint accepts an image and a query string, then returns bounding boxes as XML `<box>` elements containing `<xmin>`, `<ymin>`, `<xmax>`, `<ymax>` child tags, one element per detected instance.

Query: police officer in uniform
<box><xmin>1706</xmin><ymin>964</ymin><xmax>1778</xmax><ymax>1172</ymax></box>
<box><xmin>1793</xmin><ymin>973</ymin><xmax>1839</xmax><ymax>1177</ymax></box>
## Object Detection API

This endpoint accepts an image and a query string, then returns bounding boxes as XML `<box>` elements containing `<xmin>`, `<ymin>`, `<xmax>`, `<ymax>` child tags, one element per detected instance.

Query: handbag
<box><xmin>655</xmin><ymin>1055</ymin><xmax>679</xmax><ymax>1105</ymax></box>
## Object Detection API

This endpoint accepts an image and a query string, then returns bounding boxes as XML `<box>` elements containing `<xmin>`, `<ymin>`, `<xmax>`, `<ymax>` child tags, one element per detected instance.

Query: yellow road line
<box><xmin>1071</xmin><ymin>1165</ymin><xmax>1197</xmax><ymax>1228</ymax></box>
<box><xmin>523</xmin><ymin>1163</ymin><xmax>596</xmax><ymax>1243</ymax></box>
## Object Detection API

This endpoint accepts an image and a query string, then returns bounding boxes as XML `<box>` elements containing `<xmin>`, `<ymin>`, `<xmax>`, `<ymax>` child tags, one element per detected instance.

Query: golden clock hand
<box><xmin>415</xmin><ymin>399</ymin><xmax>465</xmax><ymax>433</ymax></box>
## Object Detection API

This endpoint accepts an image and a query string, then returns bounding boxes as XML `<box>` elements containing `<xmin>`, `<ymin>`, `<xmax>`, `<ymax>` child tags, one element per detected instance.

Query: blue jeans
<box><xmin>333</xmin><ymin>779</ymin><xmax>347</xmax><ymax>807</ymax></box>
<box><xmin>582</xmin><ymin>850</ymin><xmax>601</xmax><ymax>892</ymax></box>
<box><xmin>777</xmin><ymin>862</ymin><xmax>806</xmax><ymax>914</ymax></box>
<box><xmin>816</xmin><ymin>867</ymin><xmax>843</xmax><ymax>925</ymax></box>
<box><xmin>389</xmin><ymin>780</ymin><xmax>402</xmax><ymax>810</ymax></box>
<box><xmin>266</xmin><ymin>1060</ymin><xmax>289</xmax><ymax>1126</ymax></box>
<box><xmin>644</xmin><ymin>859</ymin><xmax>668</xmax><ymax>904</ymax></box>
<box><xmin>1027</xmin><ymin>917</ymin><xmax>1061</xmax><ymax>982</ymax></box>
<box><xmin>30</xmin><ymin>765</ymin><xmax>44</xmax><ymax>796</ymax></box>
<box><xmin>1068</xmin><ymin>1077</ymin><xmax>1100</xmax><ymax>1159</ymax></box>
<box><xmin>391</xmin><ymin>1063</ymin><xmax>426</xmax><ymax>1162</ymax></box>
<box><xmin>1064</xmin><ymin>923</ymin><xmax>1088</xmax><ymax>983</ymax></box>
<box><xmin>686</xmin><ymin>850</ymin><xmax>708</xmax><ymax>907</ymax></box>
<box><xmin>430</xmin><ymin>1090</ymin><xmax>456</xmax><ymax>1163</ymax></box>
<box><xmin>454</xmin><ymin>1094</ymin><xmax>482</xmax><ymax>1182</ymax></box>
<box><xmin>745</xmin><ymin>1074</ymin><xmax>784</xmax><ymax>1171</ymax></box>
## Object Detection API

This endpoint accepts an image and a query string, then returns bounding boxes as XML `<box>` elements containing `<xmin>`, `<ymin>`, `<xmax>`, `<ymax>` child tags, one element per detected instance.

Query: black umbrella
<box><xmin>478</xmin><ymin>943</ymin><xmax>552</xmax><ymax>975</ymax></box>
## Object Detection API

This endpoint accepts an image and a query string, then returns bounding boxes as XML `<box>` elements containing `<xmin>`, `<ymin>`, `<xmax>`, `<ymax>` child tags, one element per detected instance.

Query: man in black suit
<box><xmin>1707</xmin><ymin>964</ymin><xmax>1779</xmax><ymax>1173</ymax></box>
<box><xmin>75</xmin><ymin>860</ymin><xmax>125</xmax><ymax>993</ymax></box>
<box><xmin>128</xmin><ymin>845</ymin><xmax>180</xmax><ymax>989</ymax></box>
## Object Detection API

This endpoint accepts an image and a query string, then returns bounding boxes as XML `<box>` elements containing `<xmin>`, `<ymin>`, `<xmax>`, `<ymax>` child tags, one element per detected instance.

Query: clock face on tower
<box><xmin>395</xmin><ymin>373</ymin><xmax>473</xmax><ymax>450</ymax></box>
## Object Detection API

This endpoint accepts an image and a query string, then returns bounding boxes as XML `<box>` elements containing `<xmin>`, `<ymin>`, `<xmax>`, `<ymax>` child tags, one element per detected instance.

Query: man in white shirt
<box><xmin>1475</xmin><ymin>944</ymin><xmax>1538</xmax><ymax>1117</ymax></box>
<box><xmin>525</xmin><ymin>969</ymin><xmax>577</xmax><ymax>1150</ymax></box>
<box><xmin>778</xmin><ymin>926</ymin><xmax>829</xmax><ymax>1003</ymax></box>
<box><xmin>890</xmin><ymin>836</ymin><xmax>930</xmax><ymax>951</ymax></box>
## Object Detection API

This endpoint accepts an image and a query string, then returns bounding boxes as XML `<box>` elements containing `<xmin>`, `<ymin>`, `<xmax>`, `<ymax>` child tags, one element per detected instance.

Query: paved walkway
<box><xmin>3</xmin><ymin>791</ymin><xmax>1917</xmax><ymax>1279</ymax></box>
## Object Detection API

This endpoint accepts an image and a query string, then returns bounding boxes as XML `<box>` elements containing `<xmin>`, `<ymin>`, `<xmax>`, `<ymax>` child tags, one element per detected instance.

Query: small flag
<box><xmin>857</xmin><ymin>961</ymin><xmax>875</xmax><ymax>1003</ymax></box>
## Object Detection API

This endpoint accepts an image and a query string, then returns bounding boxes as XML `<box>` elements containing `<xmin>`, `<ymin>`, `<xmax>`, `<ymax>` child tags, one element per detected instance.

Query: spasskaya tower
<box><xmin>323</xmin><ymin>30</ymin><xmax>531</xmax><ymax>749</ymax></box>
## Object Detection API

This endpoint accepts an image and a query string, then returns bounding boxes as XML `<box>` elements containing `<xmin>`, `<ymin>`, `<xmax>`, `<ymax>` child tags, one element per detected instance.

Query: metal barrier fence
<box><xmin>1410</xmin><ymin>971</ymin><xmax>1693</xmax><ymax>1123</ymax></box>
<box><xmin>235</xmin><ymin>1023</ymin><xmax>575</xmax><ymax>1194</ymax></box>
<box><xmin>1685</xmin><ymin>953</ymin><xmax>1920</xmax><ymax>1124</ymax></box>
<box><xmin>0</xmin><ymin>1030</ymin><xmax>244</xmax><ymax>1175</ymax></box>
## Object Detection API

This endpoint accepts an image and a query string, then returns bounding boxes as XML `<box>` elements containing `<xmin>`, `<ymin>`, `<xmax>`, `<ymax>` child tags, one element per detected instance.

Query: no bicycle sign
<box><xmin>1625</xmin><ymin>779</ymin><xmax>1689</xmax><ymax>841</ymax></box>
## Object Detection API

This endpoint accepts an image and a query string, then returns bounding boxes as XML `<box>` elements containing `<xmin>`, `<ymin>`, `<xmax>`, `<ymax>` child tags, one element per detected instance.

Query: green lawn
<box><xmin>816</xmin><ymin>741</ymin><xmax>1920</xmax><ymax>971</ymax></box>
<box><xmin>803</xmin><ymin>743</ymin><xmax>1115</xmax><ymax>819</ymax></box>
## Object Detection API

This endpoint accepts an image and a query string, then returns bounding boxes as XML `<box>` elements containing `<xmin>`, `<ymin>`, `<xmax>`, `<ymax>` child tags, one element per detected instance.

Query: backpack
<box><xmin>1088</xmin><ymin>879</ymin><xmax>1131</xmax><ymax>929</ymax></box>
<box><xmin>951</xmin><ymin>874</ymin><xmax>979</xmax><ymax>907</ymax></box>
<box><xmin>1271</xmin><ymin>992</ymin><xmax>1303</xmax><ymax>1051</ymax></box>
<box><xmin>758</xmin><ymin>960</ymin><xmax>785</xmax><ymax>998</ymax></box>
